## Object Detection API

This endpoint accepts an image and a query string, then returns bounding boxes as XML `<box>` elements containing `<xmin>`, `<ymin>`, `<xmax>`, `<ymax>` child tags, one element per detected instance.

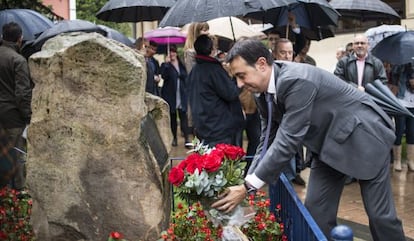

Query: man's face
<box><xmin>353</xmin><ymin>36</ymin><xmax>368</xmax><ymax>58</ymax></box>
<box><xmin>267</xmin><ymin>33</ymin><xmax>280</xmax><ymax>49</ymax></box>
<box><xmin>145</xmin><ymin>43</ymin><xmax>157</xmax><ymax>57</ymax></box>
<box><xmin>230</xmin><ymin>56</ymin><xmax>269</xmax><ymax>93</ymax></box>
<box><xmin>274</xmin><ymin>42</ymin><xmax>293</xmax><ymax>61</ymax></box>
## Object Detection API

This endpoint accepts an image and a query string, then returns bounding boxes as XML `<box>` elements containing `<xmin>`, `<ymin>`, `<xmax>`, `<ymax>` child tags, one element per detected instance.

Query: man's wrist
<box><xmin>244</xmin><ymin>181</ymin><xmax>257</xmax><ymax>196</ymax></box>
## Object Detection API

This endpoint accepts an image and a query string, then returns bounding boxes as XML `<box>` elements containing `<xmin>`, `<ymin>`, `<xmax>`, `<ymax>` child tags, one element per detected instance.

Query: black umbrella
<box><xmin>329</xmin><ymin>0</ymin><xmax>400</xmax><ymax>21</ymax></box>
<box><xmin>159</xmin><ymin>0</ymin><xmax>255</xmax><ymax>27</ymax></box>
<box><xmin>98</xmin><ymin>25</ymin><xmax>134</xmax><ymax>47</ymax></box>
<box><xmin>365</xmin><ymin>24</ymin><xmax>406</xmax><ymax>51</ymax></box>
<box><xmin>244</xmin><ymin>0</ymin><xmax>339</xmax><ymax>40</ymax></box>
<box><xmin>371</xmin><ymin>31</ymin><xmax>414</xmax><ymax>65</ymax></box>
<box><xmin>300</xmin><ymin>25</ymin><xmax>335</xmax><ymax>40</ymax></box>
<box><xmin>246</xmin><ymin>0</ymin><xmax>339</xmax><ymax>29</ymax></box>
<box><xmin>0</xmin><ymin>9</ymin><xmax>53</xmax><ymax>42</ymax></box>
<box><xmin>272</xmin><ymin>24</ymin><xmax>335</xmax><ymax>41</ymax></box>
<box><xmin>365</xmin><ymin>79</ymin><xmax>414</xmax><ymax>118</ymax></box>
<box><xmin>31</xmin><ymin>19</ymin><xmax>106</xmax><ymax>52</ymax></box>
<box><xmin>96</xmin><ymin>0</ymin><xmax>176</xmax><ymax>23</ymax></box>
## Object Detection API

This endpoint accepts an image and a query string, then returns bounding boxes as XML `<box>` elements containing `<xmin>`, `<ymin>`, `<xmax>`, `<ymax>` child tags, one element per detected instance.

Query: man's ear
<box><xmin>17</xmin><ymin>36</ymin><xmax>23</xmax><ymax>47</ymax></box>
<box><xmin>256</xmin><ymin>57</ymin><xmax>268</xmax><ymax>72</ymax></box>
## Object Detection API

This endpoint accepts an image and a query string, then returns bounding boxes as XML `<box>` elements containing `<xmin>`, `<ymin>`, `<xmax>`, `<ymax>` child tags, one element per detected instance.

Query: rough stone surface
<box><xmin>27</xmin><ymin>32</ymin><xmax>172</xmax><ymax>241</ymax></box>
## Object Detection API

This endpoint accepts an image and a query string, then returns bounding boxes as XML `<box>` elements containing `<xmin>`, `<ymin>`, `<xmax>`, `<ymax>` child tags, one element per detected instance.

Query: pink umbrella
<box><xmin>144</xmin><ymin>26</ymin><xmax>186</xmax><ymax>44</ymax></box>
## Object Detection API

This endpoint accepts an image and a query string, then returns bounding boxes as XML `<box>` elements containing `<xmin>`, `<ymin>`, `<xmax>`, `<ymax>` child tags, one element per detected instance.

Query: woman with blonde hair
<box><xmin>184</xmin><ymin>22</ymin><xmax>209</xmax><ymax>73</ymax></box>
<box><xmin>184</xmin><ymin>22</ymin><xmax>209</xmax><ymax>136</ymax></box>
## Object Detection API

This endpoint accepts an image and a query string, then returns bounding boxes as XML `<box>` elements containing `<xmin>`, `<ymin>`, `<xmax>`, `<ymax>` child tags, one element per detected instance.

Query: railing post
<box><xmin>331</xmin><ymin>225</ymin><xmax>353</xmax><ymax>241</ymax></box>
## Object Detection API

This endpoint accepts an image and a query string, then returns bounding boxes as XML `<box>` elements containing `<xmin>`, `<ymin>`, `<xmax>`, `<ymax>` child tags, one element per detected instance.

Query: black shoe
<box><xmin>172</xmin><ymin>138</ymin><xmax>177</xmax><ymax>147</ymax></box>
<box><xmin>292</xmin><ymin>174</ymin><xmax>306</xmax><ymax>186</ymax></box>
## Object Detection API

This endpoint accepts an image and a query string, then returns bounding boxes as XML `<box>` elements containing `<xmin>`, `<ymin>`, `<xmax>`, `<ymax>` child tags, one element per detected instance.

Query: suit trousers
<box><xmin>304</xmin><ymin>156</ymin><xmax>405</xmax><ymax>241</ymax></box>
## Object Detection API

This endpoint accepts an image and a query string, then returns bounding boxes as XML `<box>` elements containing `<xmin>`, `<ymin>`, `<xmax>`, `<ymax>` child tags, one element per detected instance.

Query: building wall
<box><xmin>402</xmin><ymin>0</ymin><xmax>414</xmax><ymax>29</ymax></box>
<box><xmin>42</xmin><ymin>0</ymin><xmax>70</xmax><ymax>20</ymax></box>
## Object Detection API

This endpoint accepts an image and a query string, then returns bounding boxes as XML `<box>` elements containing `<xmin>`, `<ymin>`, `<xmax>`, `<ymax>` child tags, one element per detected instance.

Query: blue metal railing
<box><xmin>269</xmin><ymin>173</ymin><xmax>328</xmax><ymax>241</ymax></box>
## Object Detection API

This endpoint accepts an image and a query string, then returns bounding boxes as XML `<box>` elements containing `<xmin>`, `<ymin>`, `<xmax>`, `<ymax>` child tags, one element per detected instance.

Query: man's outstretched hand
<box><xmin>211</xmin><ymin>184</ymin><xmax>247</xmax><ymax>213</ymax></box>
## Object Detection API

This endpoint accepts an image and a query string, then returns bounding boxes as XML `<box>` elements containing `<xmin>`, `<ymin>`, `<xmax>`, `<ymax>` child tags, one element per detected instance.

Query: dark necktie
<box><xmin>259</xmin><ymin>93</ymin><xmax>274</xmax><ymax>160</ymax></box>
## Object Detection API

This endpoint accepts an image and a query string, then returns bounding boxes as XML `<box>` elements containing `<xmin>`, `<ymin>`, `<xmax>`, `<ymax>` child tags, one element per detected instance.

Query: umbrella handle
<box><xmin>286</xmin><ymin>23</ymin><xmax>289</xmax><ymax>39</ymax></box>
<box><xmin>229</xmin><ymin>17</ymin><xmax>236</xmax><ymax>42</ymax></box>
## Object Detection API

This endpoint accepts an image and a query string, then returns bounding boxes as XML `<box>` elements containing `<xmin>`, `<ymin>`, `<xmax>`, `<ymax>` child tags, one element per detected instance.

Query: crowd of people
<box><xmin>1</xmin><ymin>17</ymin><xmax>413</xmax><ymax>240</ymax></box>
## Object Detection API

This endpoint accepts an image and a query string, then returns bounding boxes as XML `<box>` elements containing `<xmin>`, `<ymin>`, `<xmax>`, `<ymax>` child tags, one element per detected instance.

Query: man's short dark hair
<box><xmin>226</xmin><ymin>38</ymin><xmax>273</xmax><ymax>67</ymax></box>
<box><xmin>2</xmin><ymin>22</ymin><xmax>22</xmax><ymax>42</ymax></box>
<box><xmin>194</xmin><ymin>35</ymin><xmax>213</xmax><ymax>56</ymax></box>
<box><xmin>265</xmin><ymin>28</ymin><xmax>281</xmax><ymax>36</ymax></box>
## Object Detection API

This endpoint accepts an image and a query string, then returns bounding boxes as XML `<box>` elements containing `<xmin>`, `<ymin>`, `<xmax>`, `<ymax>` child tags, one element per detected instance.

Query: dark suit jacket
<box><xmin>249</xmin><ymin>61</ymin><xmax>395</xmax><ymax>183</ymax></box>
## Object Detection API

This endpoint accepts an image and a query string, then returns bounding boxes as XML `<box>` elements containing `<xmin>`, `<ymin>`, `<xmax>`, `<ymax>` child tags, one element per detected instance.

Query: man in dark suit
<box><xmin>212</xmin><ymin>39</ymin><xmax>406</xmax><ymax>240</ymax></box>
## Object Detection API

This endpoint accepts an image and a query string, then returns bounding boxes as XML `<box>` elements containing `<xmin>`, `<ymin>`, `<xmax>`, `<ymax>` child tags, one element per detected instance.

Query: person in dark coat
<box><xmin>334</xmin><ymin>35</ymin><xmax>387</xmax><ymax>90</ymax></box>
<box><xmin>160</xmin><ymin>45</ymin><xmax>191</xmax><ymax>147</ymax></box>
<box><xmin>187</xmin><ymin>35</ymin><xmax>244</xmax><ymax>147</ymax></box>
<box><xmin>144</xmin><ymin>40</ymin><xmax>161</xmax><ymax>95</ymax></box>
<box><xmin>0</xmin><ymin>22</ymin><xmax>34</xmax><ymax>190</ymax></box>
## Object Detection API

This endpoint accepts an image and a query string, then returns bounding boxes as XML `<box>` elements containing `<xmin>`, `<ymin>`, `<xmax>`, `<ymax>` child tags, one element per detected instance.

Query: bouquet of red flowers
<box><xmin>168</xmin><ymin>142</ymin><xmax>247</xmax><ymax>205</ymax></box>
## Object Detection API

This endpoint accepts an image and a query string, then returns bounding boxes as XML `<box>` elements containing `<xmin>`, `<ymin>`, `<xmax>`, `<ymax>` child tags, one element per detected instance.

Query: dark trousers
<box><xmin>170</xmin><ymin>108</ymin><xmax>189</xmax><ymax>140</ymax></box>
<box><xmin>394</xmin><ymin>107</ymin><xmax>414</xmax><ymax>145</ymax></box>
<box><xmin>1</xmin><ymin>127</ymin><xmax>27</xmax><ymax>190</ymax></box>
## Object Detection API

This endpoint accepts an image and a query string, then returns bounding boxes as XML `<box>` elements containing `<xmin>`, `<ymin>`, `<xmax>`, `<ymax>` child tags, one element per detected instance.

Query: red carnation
<box><xmin>177</xmin><ymin>159</ymin><xmax>188</xmax><ymax>170</ymax></box>
<box><xmin>202</xmin><ymin>151</ymin><xmax>223</xmax><ymax>173</ymax></box>
<box><xmin>109</xmin><ymin>231</ymin><xmax>123</xmax><ymax>239</ymax></box>
<box><xmin>215</xmin><ymin>144</ymin><xmax>246</xmax><ymax>160</ymax></box>
<box><xmin>168</xmin><ymin>166</ymin><xmax>185</xmax><ymax>186</ymax></box>
<box><xmin>185</xmin><ymin>153</ymin><xmax>203</xmax><ymax>174</ymax></box>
